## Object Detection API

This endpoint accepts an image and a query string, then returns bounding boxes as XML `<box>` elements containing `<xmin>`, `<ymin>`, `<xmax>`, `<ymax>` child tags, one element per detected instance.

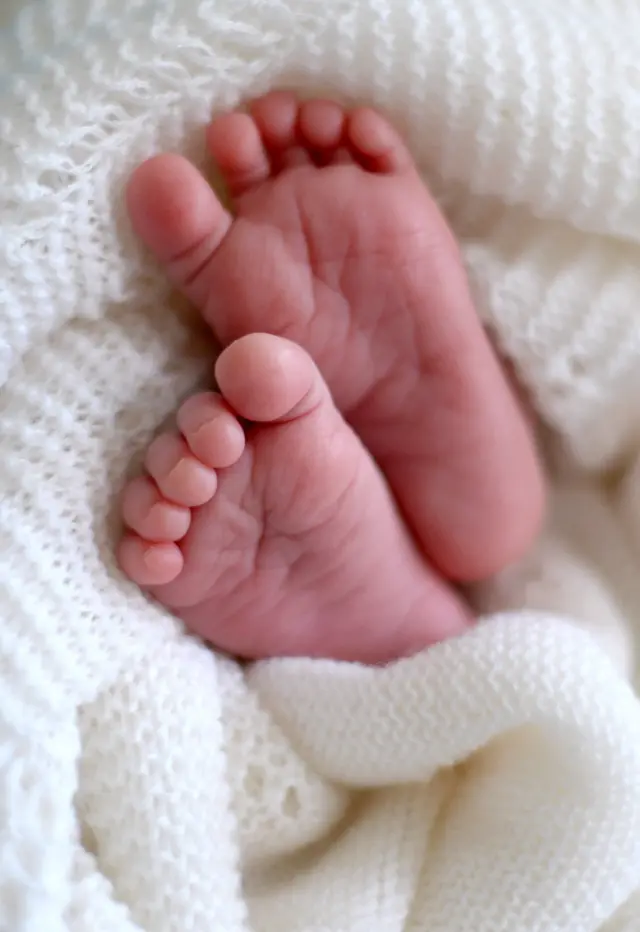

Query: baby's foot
<box><xmin>127</xmin><ymin>93</ymin><xmax>543</xmax><ymax>584</ymax></box>
<box><xmin>118</xmin><ymin>334</ymin><xmax>471</xmax><ymax>663</ymax></box>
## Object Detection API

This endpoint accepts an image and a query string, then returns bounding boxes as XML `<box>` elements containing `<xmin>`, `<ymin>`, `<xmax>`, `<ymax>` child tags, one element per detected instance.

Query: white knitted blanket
<box><xmin>3</xmin><ymin>1</ymin><xmax>640</xmax><ymax>930</ymax></box>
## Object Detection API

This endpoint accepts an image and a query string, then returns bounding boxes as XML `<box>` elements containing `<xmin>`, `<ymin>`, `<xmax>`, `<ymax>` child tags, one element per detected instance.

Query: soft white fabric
<box><xmin>3</xmin><ymin>1</ymin><xmax>640</xmax><ymax>930</ymax></box>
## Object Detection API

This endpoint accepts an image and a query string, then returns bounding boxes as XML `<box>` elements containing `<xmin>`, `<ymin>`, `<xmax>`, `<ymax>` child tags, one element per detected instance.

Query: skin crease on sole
<box><xmin>118</xmin><ymin>92</ymin><xmax>545</xmax><ymax>662</ymax></box>
<box><xmin>118</xmin><ymin>333</ymin><xmax>473</xmax><ymax>664</ymax></box>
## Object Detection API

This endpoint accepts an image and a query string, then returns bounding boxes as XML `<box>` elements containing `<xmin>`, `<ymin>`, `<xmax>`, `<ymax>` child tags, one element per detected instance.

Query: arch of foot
<box><xmin>4</xmin><ymin>0</ymin><xmax>640</xmax><ymax>928</ymax></box>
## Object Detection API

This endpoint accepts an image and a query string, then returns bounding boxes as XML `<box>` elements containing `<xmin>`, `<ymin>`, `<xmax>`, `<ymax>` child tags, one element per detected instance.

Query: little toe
<box><xmin>249</xmin><ymin>91</ymin><xmax>312</xmax><ymax>173</ymax></box>
<box><xmin>215</xmin><ymin>333</ymin><xmax>325</xmax><ymax>423</ymax></box>
<box><xmin>118</xmin><ymin>535</ymin><xmax>184</xmax><ymax>587</ymax></box>
<box><xmin>347</xmin><ymin>108</ymin><xmax>413</xmax><ymax>174</ymax></box>
<box><xmin>126</xmin><ymin>153</ymin><xmax>231</xmax><ymax>309</ymax></box>
<box><xmin>207</xmin><ymin>112</ymin><xmax>271</xmax><ymax>196</ymax></box>
<box><xmin>145</xmin><ymin>433</ymin><xmax>218</xmax><ymax>507</ymax></box>
<box><xmin>177</xmin><ymin>392</ymin><xmax>246</xmax><ymax>468</ymax></box>
<box><xmin>122</xmin><ymin>476</ymin><xmax>191</xmax><ymax>542</ymax></box>
<box><xmin>298</xmin><ymin>99</ymin><xmax>346</xmax><ymax>156</ymax></box>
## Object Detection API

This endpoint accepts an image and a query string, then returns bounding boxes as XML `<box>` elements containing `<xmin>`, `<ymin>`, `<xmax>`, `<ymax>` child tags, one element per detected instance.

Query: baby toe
<box><xmin>298</xmin><ymin>99</ymin><xmax>346</xmax><ymax>154</ymax></box>
<box><xmin>215</xmin><ymin>333</ymin><xmax>325</xmax><ymax>423</ymax></box>
<box><xmin>145</xmin><ymin>433</ymin><xmax>217</xmax><ymax>507</ymax></box>
<box><xmin>207</xmin><ymin>112</ymin><xmax>271</xmax><ymax>196</ymax></box>
<box><xmin>347</xmin><ymin>108</ymin><xmax>413</xmax><ymax>174</ymax></box>
<box><xmin>249</xmin><ymin>90</ymin><xmax>298</xmax><ymax>150</ymax></box>
<box><xmin>121</xmin><ymin>476</ymin><xmax>191</xmax><ymax>542</ymax></box>
<box><xmin>177</xmin><ymin>392</ymin><xmax>246</xmax><ymax>469</ymax></box>
<box><xmin>118</xmin><ymin>535</ymin><xmax>184</xmax><ymax>587</ymax></box>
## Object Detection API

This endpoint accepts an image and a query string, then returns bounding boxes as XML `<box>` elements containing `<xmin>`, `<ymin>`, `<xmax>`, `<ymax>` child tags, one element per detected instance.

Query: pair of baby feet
<box><xmin>118</xmin><ymin>92</ymin><xmax>544</xmax><ymax>665</ymax></box>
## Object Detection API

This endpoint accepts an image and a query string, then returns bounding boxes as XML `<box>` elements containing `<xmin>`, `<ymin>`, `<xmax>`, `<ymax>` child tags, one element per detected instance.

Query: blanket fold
<box><xmin>3</xmin><ymin>1</ymin><xmax>640</xmax><ymax>930</ymax></box>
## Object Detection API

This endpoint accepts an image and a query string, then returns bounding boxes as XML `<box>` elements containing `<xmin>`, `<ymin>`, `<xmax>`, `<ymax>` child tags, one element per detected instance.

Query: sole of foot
<box><xmin>127</xmin><ymin>91</ymin><xmax>544</xmax><ymax>586</ymax></box>
<box><xmin>118</xmin><ymin>333</ymin><xmax>472</xmax><ymax>664</ymax></box>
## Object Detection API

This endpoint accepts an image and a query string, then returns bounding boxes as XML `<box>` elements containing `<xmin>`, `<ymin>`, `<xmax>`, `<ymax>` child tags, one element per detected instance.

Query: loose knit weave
<box><xmin>3</xmin><ymin>1</ymin><xmax>640</xmax><ymax>930</ymax></box>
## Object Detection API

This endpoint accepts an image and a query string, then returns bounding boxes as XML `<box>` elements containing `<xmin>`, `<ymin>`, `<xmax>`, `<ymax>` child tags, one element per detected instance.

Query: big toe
<box><xmin>215</xmin><ymin>333</ymin><xmax>326</xmax><ymax>424</ymax></box>
<box><xmin>126</xmin><ymin>153</ymin><xmax>231</xmax><ymax>308</ymax></box>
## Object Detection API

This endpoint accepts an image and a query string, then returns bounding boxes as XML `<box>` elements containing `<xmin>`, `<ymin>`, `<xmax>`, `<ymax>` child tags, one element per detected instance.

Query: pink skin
<box><xmin>119</xmin><ymin>333</ymin><xmax>472</xmax><ymax>664</ymax></box>
<box><xmin>118</xmin><ymin>93</ymin><xmax>544</xmax><ymax>662</ymax></box>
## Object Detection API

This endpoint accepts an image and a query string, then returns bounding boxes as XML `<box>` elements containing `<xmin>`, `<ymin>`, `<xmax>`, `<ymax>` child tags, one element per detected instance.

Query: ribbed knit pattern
<box><xmin>3</xmin><ymin>1</ymin><xmax>640</xmax><ymax>930</ymax></box>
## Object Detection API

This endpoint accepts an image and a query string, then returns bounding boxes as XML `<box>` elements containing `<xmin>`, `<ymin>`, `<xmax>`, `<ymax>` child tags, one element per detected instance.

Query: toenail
<box><xmin>165</xmin><ymin>458</ymin><xmax>216</xmax><ymax>497</ymax></box>
<box><xmin>190</xmin><ymin>417</ymin><xmax>237</xmax><ymax>448</ymax></box>
<box><xmin>142</xmin><ymin>542</ymin><xmax>178</xmax><ymax>572</ymax></box>
<box><xmin>143</xmin><ymin>545</ymin><xmax>164</xmax><ymax>569</ymax></box>
<box><xmin>166</xmin><ymin>459</ymin><xmax>190</xmax><ymax>483</ymax></box>
<box><xmin>149</xmin><ymin>502</ymin><xmax>186</xmax><ymax>526</ymax></box>
<box><xmin>191</xmin><ymin>419</ymin><xmax>213</xmax><ymax>438</ymax></box>
<box><xmin>185</xmin><ymin>405</ymin><xmax>221</xmax><ymax>432</ymax></box>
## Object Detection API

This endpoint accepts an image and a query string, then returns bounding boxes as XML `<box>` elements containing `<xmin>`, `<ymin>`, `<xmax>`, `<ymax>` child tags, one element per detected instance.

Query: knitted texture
<box><xmin>2</xmin><ymin>1</ymin><xmax>640</xmax><ymax>930</ymax></box>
